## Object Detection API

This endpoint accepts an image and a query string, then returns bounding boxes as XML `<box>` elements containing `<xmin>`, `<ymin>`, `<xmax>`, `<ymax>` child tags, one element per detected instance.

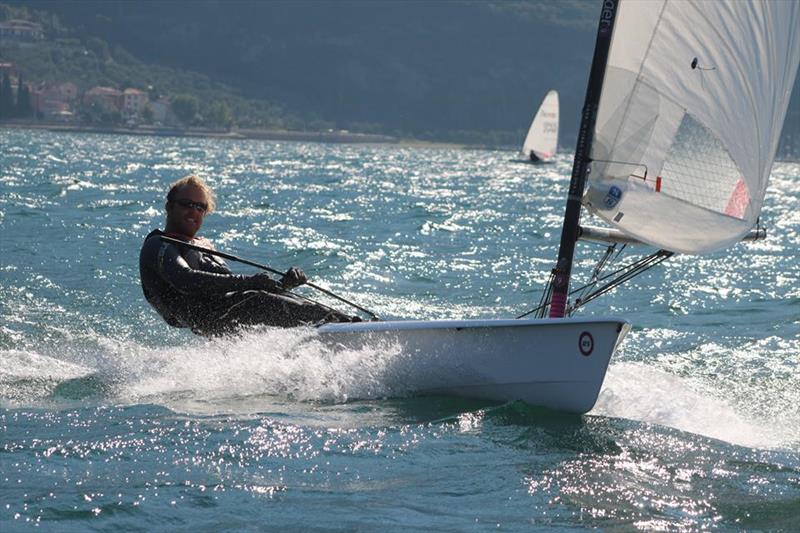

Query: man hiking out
<box><xmin>139</xmin><ymin>175</ymin><xmax>359</xmax><ymax>335</ymax></box>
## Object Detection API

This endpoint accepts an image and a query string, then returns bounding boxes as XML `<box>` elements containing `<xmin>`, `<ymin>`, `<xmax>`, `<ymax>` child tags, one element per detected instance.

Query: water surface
<box><xmin>1</xmin><ymin>129</ymin><xmax>799</xmax><ymax>530</ymax></box>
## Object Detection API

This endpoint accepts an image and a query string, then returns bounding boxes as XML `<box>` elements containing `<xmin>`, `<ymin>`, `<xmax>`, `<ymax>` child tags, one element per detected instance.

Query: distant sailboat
<box><xmin>312</xmin><ymin>0</ymin><xmax>799</xmax><ymax>414</ymax></box>
<box><xmin>520</xmin><ymin>90</ymin><xmax>559</xmax><ymax>162</ymax></box>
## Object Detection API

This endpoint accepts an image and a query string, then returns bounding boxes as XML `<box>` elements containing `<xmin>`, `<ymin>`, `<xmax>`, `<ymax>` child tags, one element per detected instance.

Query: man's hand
<box><xmin>250</xmin><ymin>272</ymin><xmax>278</xmax><ymax>292</ymax></box>
<box><xmin>280</xmin><ymin>267</ymin><xmax>308</xmax><ymax>290</ymax></box>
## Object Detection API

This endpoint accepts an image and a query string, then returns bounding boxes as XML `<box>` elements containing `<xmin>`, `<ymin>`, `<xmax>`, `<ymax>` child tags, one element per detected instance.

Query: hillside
<box><xmin>5</xmin><ymin>0</ymin><xmax>598</xmax><ymax>145</ymax></box>
<box><xmin>2</xmin><ymin>0</ymin><xmax>799</xmax><ymax>152</ymax></box>
<box><xmin>0</xmin><ymin>3</ymin><xmax>307</xmax><ymax>129</ymax></box>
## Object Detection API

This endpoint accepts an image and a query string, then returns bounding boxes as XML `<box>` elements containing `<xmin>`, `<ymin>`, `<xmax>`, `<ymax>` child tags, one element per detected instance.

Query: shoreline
<box><xmin>0</xmin><ymin>120</ymin><xmax>398</xmax><ymax>144</ymax></box>
<box><xmin>0</xmin><ymin>120</ymin><xmax>468</xmax><ymax>149</ymax></box>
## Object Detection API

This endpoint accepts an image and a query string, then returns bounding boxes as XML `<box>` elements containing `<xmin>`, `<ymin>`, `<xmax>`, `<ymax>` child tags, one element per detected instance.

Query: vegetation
<box><xmin>0</xmin><ymin>37</ymin><xmax>296</xmax><ymax>128</ymax></box>
<box><xmin>0</xmin><ymin>2</ymin><xmax>298</xmax><ymax>129</ymax></box>
<box><xmin>169</xmin><ymin>94</ymin><xmax>199</xmax><ymax>125</ymax></box>
<box><xmin>0</xmin><ymin>71</ymin><xmax>12</xmax><ymax>117</ymax></box>
<box><xmin>0</xmin><ymin>71</ymin><xmax>33</xmax><ymax>118</ymax></box>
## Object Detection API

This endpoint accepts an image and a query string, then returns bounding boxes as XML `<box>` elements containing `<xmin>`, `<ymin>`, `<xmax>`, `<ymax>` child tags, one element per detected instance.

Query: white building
<box><xmin>122</xmin><ymin>88</ymin><xmax>147</xmax><ymax>121</ymax></box>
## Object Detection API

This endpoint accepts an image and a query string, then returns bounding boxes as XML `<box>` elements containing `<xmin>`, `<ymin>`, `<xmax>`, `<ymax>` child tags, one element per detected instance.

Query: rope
<box><xmin>516</xmin><ymin>247</ymin><xmax>673</xmax><ymax>319</ymax></box>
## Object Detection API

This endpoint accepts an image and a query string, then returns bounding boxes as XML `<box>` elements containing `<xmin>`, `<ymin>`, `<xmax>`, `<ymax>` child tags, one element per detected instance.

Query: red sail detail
<box><xmin>724</xmin><ymin>178</ymin><xmax>750</xmax><ymax>219</ymax></box>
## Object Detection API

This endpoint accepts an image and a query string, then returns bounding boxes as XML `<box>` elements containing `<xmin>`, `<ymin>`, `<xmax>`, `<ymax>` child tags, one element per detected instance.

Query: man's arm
<box><xmin>155</xmin><ymin>240</ymin><xmax>276</xmax><ymax>295</ymax></box>
<box><xmin>190</xmin><ymin>236</ymin><xmax>233</xmax><ymax>275</ymax></box>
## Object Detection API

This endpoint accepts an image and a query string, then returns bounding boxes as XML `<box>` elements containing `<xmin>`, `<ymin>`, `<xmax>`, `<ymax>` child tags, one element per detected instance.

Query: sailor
<box><xmin>139</xmin><ymin>175</ymin><xmax>359</xmax><ymax>335</ymax></box>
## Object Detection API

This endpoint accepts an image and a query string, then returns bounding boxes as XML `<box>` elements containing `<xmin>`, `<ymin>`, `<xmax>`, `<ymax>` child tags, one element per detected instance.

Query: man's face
<box><xmin>165</xmin><ymin>184</ymin><xmax>208</xmax><ymax>238</ymax></box>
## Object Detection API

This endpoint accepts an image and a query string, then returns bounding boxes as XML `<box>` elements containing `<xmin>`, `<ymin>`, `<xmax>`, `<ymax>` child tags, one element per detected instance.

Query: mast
<box><xmin>548</xmin><ymin>0</ymin><xmax>620</xmax><ymax>318</ymax></box>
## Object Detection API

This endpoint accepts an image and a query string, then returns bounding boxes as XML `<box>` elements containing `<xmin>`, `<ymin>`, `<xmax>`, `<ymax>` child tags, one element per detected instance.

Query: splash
<box><xmin>115</xmin><ymin>327</ymin><xmax>414</xmax><ymax>409</ymax></box>
<box><xmin>594</xmin><ymin>362</ymin><xmax>799</xmax><ymax>450</ymax></box>
<box><xmin>0</xmin><ymin>349</ymin><xmax>95</xmax><ymax>407</ymax></box>
<box><xmin>0</xmin><ymin>327</ymin><xmax>425</xmax><ymax>414</ymax></box>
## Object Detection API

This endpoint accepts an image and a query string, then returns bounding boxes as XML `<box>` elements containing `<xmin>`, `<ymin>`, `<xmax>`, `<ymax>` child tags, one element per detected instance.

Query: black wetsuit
<box><xmin>139</xmin><ymin>229</ymin><xmax>354</xmax><ymax>335</ymax></box>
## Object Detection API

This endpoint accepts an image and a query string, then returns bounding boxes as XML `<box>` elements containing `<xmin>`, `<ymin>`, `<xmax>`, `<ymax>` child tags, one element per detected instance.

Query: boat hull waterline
<box><xmin>318</xmin><ymin>317</ymin><xmax>630</xmax><ymax>414</ymax></box>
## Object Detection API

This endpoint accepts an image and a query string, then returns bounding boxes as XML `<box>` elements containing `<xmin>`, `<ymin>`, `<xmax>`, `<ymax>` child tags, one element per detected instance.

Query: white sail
<box><xmin>521</xmin><ymin>90</ymin><xmax>559</xmax><ymax>161</ymax></box>
<box><xmin>583</xmin><ymin>0</ymin><xmax>800</xmax><ymax>254</ymax></box>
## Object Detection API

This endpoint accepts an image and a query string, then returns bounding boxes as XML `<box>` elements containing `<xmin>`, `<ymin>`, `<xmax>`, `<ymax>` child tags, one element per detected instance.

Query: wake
<box><xmin>595</xmin><ymin>362</ymin><xmax>798</xmax><ymax>451</ymax></box>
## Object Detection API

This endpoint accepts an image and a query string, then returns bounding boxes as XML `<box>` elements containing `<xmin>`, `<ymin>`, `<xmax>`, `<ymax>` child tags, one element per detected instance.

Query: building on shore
<box><xmin>32</xmin><ymin>82</ymin><xmax>78</xmax><ymax>121</ymax></box>
<box><xmin>0</xmin><ymin>19</ymin><xmax>44</xmax><ymax>43</ymax></box>
<box><xmin>0</xmin><ymin>62</ymin><xmax>16</xmax><ymax>78</ymax></box>
<box><xmin>149</xmin><ymin>97</ymin><xmax>171</xmax><ymax>125</ymax></box>
<box><xmin>122</xmin><ymin>88</ymin><xmax>147</xmax><ymax>123</ymax></box>
<box><xmin>84</xmin><ymin>86</ymin><xmax>123</xmax><ymax>114</ymax></box>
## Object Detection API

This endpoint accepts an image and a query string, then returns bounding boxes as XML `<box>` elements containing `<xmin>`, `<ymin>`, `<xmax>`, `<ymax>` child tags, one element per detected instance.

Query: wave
<box><xmin>0</xmin><ymin>350</ymin><xmax>97</xmax><ymax>407</ymax></box>
<box><xmin>2</xmin><ymin>331</ymin><xmax>797</xmax><ymax>451</ymax></box>
<box><xmin>595</xmin><ymin>362</ymin><xmax>799</xmax><ymax>450</ymax></box>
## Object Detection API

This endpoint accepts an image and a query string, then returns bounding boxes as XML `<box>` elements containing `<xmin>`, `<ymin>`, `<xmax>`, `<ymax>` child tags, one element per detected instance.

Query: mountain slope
<box><xmin>19</xmin><ymin>0</ymin><xmax>597</xmax><ymax>144</ymax></box>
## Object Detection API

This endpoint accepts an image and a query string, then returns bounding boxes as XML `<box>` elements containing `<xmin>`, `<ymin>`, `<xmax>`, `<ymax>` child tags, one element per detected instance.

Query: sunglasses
<box><xmin>174</xmin><ymin>198</ymin><xmax>208</xmax><ymax>213</ymax></box>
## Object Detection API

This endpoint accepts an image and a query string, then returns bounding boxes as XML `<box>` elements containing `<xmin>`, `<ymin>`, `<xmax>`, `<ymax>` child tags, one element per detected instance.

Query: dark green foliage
<box><xmin>80</xmin><ymin>101</ymin><xmax>121</xmax><ymax>126</ymax></box>
<box><xmin>170</xmin><ymin>93</ymin><xmax>199</xmax><ymax>125</ymax></box>
<box><xmin>141</xmin><ymin>103</ymin><xmax>154</xmax><ymax>124</ymax></box>
<box><xmin>0</xmin><ymin>72</ymin><xmax>12</xmax><ymax>118</ymax></box>
<box><xmin>85</xmin><ymin>37</ymin><xmax>111</xmax><ymax>62</ymax></box>
<box><xmin>205</xmin><ymin>100</ymin><xmax>233</xmax><ymax>129</ymax></box>
<box><xmin>16</xmin><ymin>74</ymin><xmax>32</xmax><ymax>117</ymax></box>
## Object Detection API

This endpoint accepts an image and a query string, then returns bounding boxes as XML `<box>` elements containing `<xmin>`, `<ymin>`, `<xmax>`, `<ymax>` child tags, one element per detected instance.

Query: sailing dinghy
<box><xmin>319</xmin><ymin>0</ymin><xmax>800</xmax><ymax>414</ymax></box>
<box><xmin>519</xmin><ymin>89</ymin><xmax>559</xmax><ymax>162</ymax></box>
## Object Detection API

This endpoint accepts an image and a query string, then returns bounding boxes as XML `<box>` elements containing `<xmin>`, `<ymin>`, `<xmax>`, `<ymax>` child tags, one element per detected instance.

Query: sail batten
<box><xmin>583</xmin><ymin>0</ymin><xmax>800</xmax><ymax>254</ymax></box>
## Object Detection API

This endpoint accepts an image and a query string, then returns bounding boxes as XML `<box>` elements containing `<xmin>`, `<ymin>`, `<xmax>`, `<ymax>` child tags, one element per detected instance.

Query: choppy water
<box><xmin>1</xmin><ymin>129</ymin><xmax>799</xmax><ymax>530</ymax></box>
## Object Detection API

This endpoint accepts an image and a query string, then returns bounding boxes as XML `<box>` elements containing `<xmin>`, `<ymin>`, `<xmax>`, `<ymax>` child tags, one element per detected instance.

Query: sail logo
<box><xmin>599</xmin><ymin>0</ymin><xmax>615</xmax><ymax>35</ymax></box>
<box><xmin>603</xmin><ymin>185</ymin><xmax>622</xmax><ymax>209</ymax></box>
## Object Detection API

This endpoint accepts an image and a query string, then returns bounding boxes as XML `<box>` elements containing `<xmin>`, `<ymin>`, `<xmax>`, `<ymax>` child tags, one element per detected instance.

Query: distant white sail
<box><xmin>521</xmin><ymin>90</ymin><xmax>559</xmax><ymax>161</ymax></box>
<box><xmin>583</xmin><ymin>0</ymin><xmax>800</xmax><ymax>254</ymax></box>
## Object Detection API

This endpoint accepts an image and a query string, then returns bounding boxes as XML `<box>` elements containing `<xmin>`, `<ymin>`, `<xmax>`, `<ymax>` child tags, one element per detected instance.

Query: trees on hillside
<box><xmin>0</xmin><ymin>73</ymin><xmax>12</xmax><ymax>118</ymax></box>
<box><xmin>0</xmin><ymin>72</ymin><xmax>33</xmax><ymax>119</ymax></box>
<box><xmin>16</xmin><ymin>75</ymin><xmax>32</xmax><ymax>117</ymax></box>
<box><xmin>171</xmin><ymin>94</ymin><xmax>234</xmax><ymax>129</ymax></box>
<box><xmin>205</xmin><ymin>101</ymin><xmax>233</xmax><ymax>129</ymax></box>
<box><xmin>170</xmin><ymin>94</ymin><xmax>199</xmax><ymax>125</ymax></box>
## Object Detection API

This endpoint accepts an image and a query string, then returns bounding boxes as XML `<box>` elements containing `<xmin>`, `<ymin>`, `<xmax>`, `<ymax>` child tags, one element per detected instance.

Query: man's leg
<box><xmin>216</xmin><ymin>290</ymin><xmax>357</xmax><ymax>329</ymax></box>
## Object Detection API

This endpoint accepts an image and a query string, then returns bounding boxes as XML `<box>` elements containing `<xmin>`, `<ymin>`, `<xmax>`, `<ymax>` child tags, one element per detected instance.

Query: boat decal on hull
<box><xmin>579</xmin><ymin>331</ymin><xmax>594</xmax><ymax>356</ymax></box>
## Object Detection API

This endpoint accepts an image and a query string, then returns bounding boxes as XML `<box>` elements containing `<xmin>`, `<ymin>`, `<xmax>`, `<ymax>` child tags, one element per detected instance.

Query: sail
<box><xmin>583</xmin><ymin>0</ymin><xmax>800</xmax><ymax>254</ymax></box>
<box><xmin>521</xmin><ymin>90</ymin><xmax>559</xmax><ymax>161</ymax></box>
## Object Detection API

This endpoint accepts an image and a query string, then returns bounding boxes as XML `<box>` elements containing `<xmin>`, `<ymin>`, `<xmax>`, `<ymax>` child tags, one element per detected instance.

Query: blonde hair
<box><xmin>166</xmin><ymin>175</ymin><xmax>216</xmax><ymax>214</ymax></box>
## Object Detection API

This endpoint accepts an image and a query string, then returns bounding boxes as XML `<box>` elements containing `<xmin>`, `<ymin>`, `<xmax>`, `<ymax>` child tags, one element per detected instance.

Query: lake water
<box><xmin>1</xmin><ymin>129</ymin><xmax>799</xmax><ymax>530</ymax></box>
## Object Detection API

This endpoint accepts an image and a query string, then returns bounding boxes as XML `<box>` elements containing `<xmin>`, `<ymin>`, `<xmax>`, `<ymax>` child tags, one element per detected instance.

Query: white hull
<box><xmin>318</xmin><ymin>317</ymin><xmax>630</xmax><ymax>414</ymax></box>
